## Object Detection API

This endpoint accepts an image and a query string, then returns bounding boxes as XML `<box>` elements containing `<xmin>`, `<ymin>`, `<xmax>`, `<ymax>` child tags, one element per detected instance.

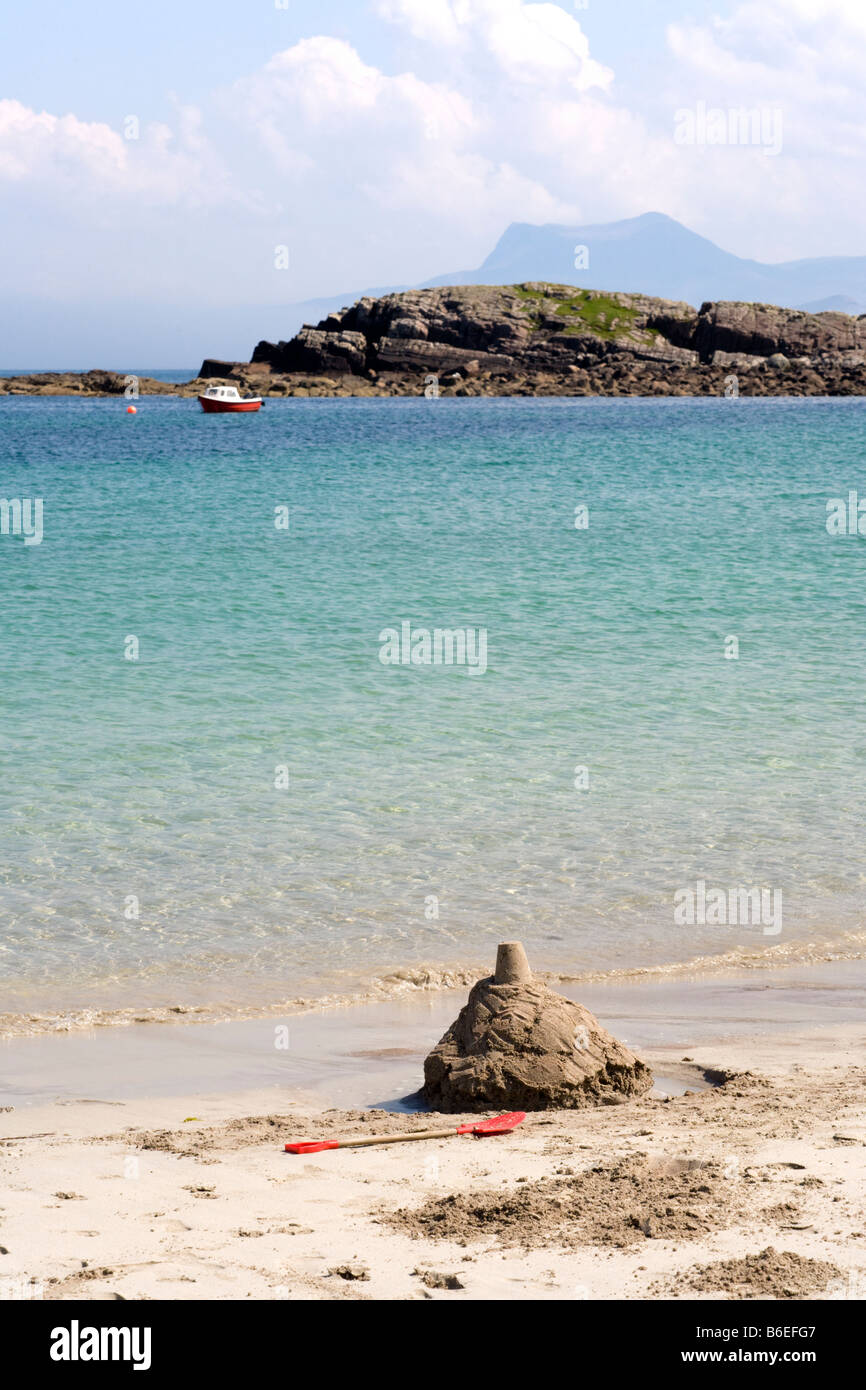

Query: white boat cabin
<box><xmin>202</xmin><ymin>385</ymin><xmax>243</xmax><ymax>401</ymax></box>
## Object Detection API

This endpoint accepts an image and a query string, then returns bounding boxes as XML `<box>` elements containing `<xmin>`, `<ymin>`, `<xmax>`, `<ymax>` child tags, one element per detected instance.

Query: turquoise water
<box><xmin>1</xmin><ymin>395</ymin><xmax>865</xmax><ymax>1025</ymax></box>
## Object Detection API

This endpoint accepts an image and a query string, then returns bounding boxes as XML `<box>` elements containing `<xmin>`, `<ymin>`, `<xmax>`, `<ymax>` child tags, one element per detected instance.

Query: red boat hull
<box><xmin>198</xmin><ymin>396</ymin><xmax>262</xmax><ymax>413</ymax></box>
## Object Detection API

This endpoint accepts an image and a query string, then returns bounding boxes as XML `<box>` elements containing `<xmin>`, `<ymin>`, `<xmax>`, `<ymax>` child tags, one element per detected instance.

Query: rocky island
<box><xmin>5</xmin><ymin>284</ymin><xmax>866</xmax><ymax>398</ymax></box>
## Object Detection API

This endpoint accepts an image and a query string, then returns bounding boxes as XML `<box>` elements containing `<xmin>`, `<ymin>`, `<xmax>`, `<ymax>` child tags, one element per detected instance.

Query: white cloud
<box><xmin>240</xmin><ymin>36</ymin><xmax>475</xmax><ymax>144</ymax></box>
<box><xmin>376</xmin><ymin>0</ymin><xmax>462</xmax><ymax>45</ymax></box>
<box><xmin>478</xmin><ymin>2</ymin><xmax>613</xmax><ymax>91</ymax></box>
<box><xmin>260</xmin><ymin>38</ymin><xmax>384</xmax><ymax>121</ymax></box>
<box><xmin>378</xmin><ymin>0</ymin><xmax>613</xmax><ymax>91</ymax></box>
<box><xmin>662</xmin><ymin>0</ymin><xmax>866</xmax><ymax>256</ymax></box>
<box><xmin>226</xmin><ymin>8</ymin><xmax>645</xmax><ymax>255</ymax></box>
<box><xmin>667</xmin><ymin>0</ymin><xmax>866</xmax><ymax>120</ymax></box>
<box><xmin>0</xmin><ymin>100</ymin><xmax>125</xmax><ymax>182</ymax></box>
<box><xmin>0</xmin><ymin>97</ymin><xmax>246</xmax><ymax>209</ymax></box>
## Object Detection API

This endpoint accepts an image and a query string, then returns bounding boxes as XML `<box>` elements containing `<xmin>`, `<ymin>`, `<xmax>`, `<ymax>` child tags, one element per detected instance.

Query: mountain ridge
<box><xmin>420</xmin><ymin>213</ymin><xmax>866</xmax><ymax>309</ymax></box>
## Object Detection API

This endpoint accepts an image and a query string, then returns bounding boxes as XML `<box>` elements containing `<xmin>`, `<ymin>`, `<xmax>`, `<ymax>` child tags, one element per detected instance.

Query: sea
<box><xmin>2</xmin><ymin>392</ymin><xmax>865</xmax><ymax>1038</ymax></box>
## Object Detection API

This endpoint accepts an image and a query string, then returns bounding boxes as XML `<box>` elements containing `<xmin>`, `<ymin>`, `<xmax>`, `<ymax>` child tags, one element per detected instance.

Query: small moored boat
<box><xmin>198</xmin><ymin>385</ymin><xmax>263</xmax><ymax>413</ymax></box>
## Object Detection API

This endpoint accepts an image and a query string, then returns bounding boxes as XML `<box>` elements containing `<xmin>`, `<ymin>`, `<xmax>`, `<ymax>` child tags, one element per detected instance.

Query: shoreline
<box><xmin>3</xmin><ymin>927</ymin><xmax>866</xmax><ymax>1044</ymax></box>
<box><xmin>4</xmin><ymin>956</ymin><xmax>866</xmax><ymax>1112</ymax></box>
<box><xmin>3</xmin><ymin>368</ymin><xmax>866</xmax><ymax>398</ymax></box>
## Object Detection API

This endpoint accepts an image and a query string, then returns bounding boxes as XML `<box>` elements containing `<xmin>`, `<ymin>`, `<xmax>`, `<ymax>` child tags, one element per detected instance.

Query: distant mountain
<box><xmin>797</xmin><ymin>294</ymin><xmax>866</xmax><ymax>316</ymax></box>
<box><xmin>422</xmin><ymin>213</ymin><xmax>866</xmax><ymax>310</ymax></box>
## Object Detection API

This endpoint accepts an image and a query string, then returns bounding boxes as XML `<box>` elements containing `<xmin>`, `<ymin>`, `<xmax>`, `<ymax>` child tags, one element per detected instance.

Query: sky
<box><xmin>1</xmin><ymin>0</ymin><xmax>864</xmax><ymax>364</ymax></box>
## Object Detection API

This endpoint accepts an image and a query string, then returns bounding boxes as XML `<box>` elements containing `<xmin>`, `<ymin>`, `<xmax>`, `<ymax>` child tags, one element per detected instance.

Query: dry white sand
<box><xmin>2</xmin><ymin>1022</ymin><xmax>864</xmax><ymax>1301</ymax></box>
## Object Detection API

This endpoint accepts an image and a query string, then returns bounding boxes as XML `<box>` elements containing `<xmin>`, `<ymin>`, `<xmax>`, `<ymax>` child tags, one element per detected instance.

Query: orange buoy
<box><xmin>126</xmin><ymin>405</ymin><xmax>137</xmax><ymax>414</ymax></box>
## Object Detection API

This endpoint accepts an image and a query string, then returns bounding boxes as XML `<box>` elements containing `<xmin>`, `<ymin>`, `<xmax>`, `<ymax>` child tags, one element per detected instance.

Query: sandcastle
<box><xmin>423</xmin><ymin>942</ymin><xmax>654</xmax><ymax>1112</ymax></box>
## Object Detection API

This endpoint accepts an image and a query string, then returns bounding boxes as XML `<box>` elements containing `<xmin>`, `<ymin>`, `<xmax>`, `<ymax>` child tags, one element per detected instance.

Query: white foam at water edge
<box><xmin>2</xmin><ymin>929</ymin><xmax>865</xmax><ymax>1041</ymax></box>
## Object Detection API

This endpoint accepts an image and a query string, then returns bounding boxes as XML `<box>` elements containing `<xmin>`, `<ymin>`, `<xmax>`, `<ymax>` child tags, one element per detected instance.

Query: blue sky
<box><xmin>1</xmin><ymin>0</ymin><xmax>863</xmax><ymax>363</ymax></box>
<box><xmin>2</xmin><ymin>1</ymin><xmax>707</xmax><ymax>121</ymax></box>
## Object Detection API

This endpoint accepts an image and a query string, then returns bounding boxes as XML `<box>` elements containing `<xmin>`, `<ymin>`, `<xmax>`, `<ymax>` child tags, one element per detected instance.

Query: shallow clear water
<box><xmin>2</xmin><ymin>395</ymin><xmax>865</xmax><ymax>1022</ymax></box>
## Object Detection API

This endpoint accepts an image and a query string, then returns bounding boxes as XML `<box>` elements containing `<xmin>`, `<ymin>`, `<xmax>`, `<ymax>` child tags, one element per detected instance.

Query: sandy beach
<box><xmin>2</xmin><ymin>967</ymin><xmax>864</xmax><ymax>1303</ymax></box>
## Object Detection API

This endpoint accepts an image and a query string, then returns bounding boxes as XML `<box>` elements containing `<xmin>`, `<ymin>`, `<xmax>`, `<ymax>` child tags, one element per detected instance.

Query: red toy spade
<box><xmin>285</xmin><ymin>1111</ymin><xmax>526</xmax><ymax>1154</ymax></box>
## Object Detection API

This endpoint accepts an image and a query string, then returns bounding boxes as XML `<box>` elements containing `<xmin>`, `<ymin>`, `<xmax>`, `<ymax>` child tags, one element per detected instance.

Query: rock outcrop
<box><xmin>423</xmin><ymin>942</ymin><xmax>654</xmax><ymax>1113</ymax></box>
<box><xmin>6</xmin><ymin>283</ymin><xmax>866</xmax><ymax>397</ymax></box>
<box><xmin>199</xmin><ymin>358</ymin><xmax>247</xmax><ymax>379</ymax></box>
<box><xmin>251</xmin><ymin>284</ymin><xmax>703</xmax><ymax>378</ymax></box>
<box><xmin>694</xmin><ymin>301</ymin><xmax>866</xmax><ymax>362</ymax></box>
<box><xmin>0</xmin><ymin>369</ymin><xmax>179</xmax><ymax>397</ymax></box>
<box><xmin>246</xmin><ymin>282</ymin><xmax>866</xmax><ymax>393</ymax></box>
<box><xmin>252</xmin><ymin>329</ymin><xmax>368</xmax><ymax>375</ymax></box>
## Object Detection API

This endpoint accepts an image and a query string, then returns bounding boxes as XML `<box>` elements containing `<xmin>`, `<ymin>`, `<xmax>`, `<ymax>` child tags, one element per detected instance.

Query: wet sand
<box><xmin>2</xmin><ymin>958</ymin><xmax>865</xmax><ymax>1111</ymax></box>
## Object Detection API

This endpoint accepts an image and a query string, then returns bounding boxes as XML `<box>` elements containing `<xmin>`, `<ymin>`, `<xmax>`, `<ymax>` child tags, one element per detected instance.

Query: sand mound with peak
<box><xmin>423</xmin><ymin>942</ymin><xmax>653</xmax><ymax>1112</ymax></box>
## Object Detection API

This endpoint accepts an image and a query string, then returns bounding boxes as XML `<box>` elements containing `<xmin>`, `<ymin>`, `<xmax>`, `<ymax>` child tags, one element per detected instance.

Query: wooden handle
<box><xmin>340</xmin><ymin>1127</ymin><xmax>456</xmax><ymax>1149</ymax></box>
